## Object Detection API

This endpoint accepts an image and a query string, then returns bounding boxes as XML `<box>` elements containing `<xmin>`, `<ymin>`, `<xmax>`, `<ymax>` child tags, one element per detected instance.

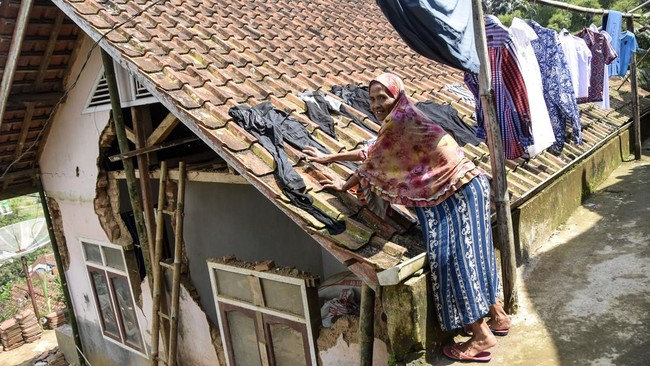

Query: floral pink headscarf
<box><xmin>357</xmin><ymin>73</ymin><xmax>480</xmax><ymax>207</ymax></box>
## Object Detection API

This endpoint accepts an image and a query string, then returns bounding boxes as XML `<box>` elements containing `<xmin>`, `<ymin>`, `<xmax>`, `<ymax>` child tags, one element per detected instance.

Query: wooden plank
<box><xmin>376</xmin><ymin>253</ymin><xmax>426</xmax><ymax>286</ymax></box>
<box><xmin>147</xmin><ymin>112</ymin><xmax>180</xmax><ymax>146</ymax></box>
<box><xmin>125</xmin><ymin>127</ymin><xmax>136</xmax><ymax>143</ymax></box>
<box><xmin>34</xmin><ymin>12</ymin><xmax>64</xmax><ymax>87</ymax></box>
<box><xmin>108</xmin><ymin>136</ymin><xmax>198</xmax><ymax>162</ymax></box>
<box><xmin>0</xmin><ymin>0</ymin><xmax>35</xmax><ymax>131</ymax></box>
<box><xmin>13</xmin><ymin>103</ymin><xmax>35</xmax><ymax>160</ymax></box>
<box><xmin>471</xmin><ymin>0</ymin><xmax>518</xmax><ymax>313</ymax></box>
<box><xmin>108</xmin><ymin>168</ymin><xmax>249</xmax><ymax>184</ymax></box>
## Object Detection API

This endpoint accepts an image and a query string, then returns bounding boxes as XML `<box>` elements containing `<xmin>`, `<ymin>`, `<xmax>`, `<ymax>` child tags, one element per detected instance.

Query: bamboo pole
<box><xmin>627</xmin><ymin>17</ymin><xmax>643</xmax><ymax>160</ymax></box>
<box><xmin>151</xmin><ymin>161</ymin><xmax>168</xmax><ymax>365</ymax></box>
<box><xmin>471</xmin><ymin>0</ymin><xmax>518</xmax><ymax>313</ymax></box>
<box><xmin>37</xmin><ymin>175</ymin><xmax>85</xmax><ymax>365</ymax></box>
<box><xmin>359</xmin><ymin>282</ymin><xmax>375</xmax><ymax>366</ymax></box>
<box><xmin>168</xmin><ymin>162</ymin><xmax>186</xmax><ymax>366</ymax></box>
<box><xmin>528</xmin><ymin>0</ymin><xmax>641</xmax><ymax>18</ymax></box>
<box><xmin>100</xmin><ymin>50</ymin><xmax>154</xmax><ymax>288</ymax></box>
<box><xmin>21</xmin><ymin>256</ymin><xmax>41</xmax><ymax>320</ymax></box>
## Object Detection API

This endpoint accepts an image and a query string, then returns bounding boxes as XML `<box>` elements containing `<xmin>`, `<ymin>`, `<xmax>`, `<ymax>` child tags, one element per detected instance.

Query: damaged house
<box><xmin>0</xmin><ymin>0</ymin><xmax>647</xmax><ymax>365</ymax></box>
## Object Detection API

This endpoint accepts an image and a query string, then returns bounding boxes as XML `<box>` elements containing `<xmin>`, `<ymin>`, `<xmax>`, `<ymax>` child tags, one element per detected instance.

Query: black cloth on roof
<box><xmin>414</xmin><ymin>101</ymin><xmax>480</xmax><ymax>146</ymax></box>
<box><xmin>331</xmin><ymin>85</ymin><xmax>379</xmax><ymax>124</ymax></box>
<box><xmin>298</xmin><ymin>91</ymin><xmax>376</xmax><ymax>136</ymax></box>
<box><xmin>375</xmin><ymin>0</ymin><xmax>479</xmax><ymax>74</ymax></box>
<box><xmin>229</xmin><ymin>103</ymin><xmax>346</xmax><ymax>235</ymax></box>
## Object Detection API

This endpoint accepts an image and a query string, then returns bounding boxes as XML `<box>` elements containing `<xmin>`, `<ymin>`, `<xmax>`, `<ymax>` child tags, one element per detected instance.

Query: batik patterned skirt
<box><xmin>415</xmin><ymin>174</ymin><xmax>500</xmax><ymax>331</ymax></box>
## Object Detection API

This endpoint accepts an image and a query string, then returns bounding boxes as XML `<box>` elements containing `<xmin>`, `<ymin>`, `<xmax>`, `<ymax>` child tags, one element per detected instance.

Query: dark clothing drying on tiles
<box><xmin>331</xmin><ymin>85</ymin><xmax>379</xmax><ymax>125</ymax></box>
<box><xmin>229</xmin><ymin>103</ymin><xmax>345</xmax><ymax>235</ymax></box>
<box><xmin>375</xmin><ymin>0</ymin><xmax>479</xmax><ymax>74</ymax></box>
<box><xmin>297</xmin><ymin>91</ymin><xmax>371</xmax><ymax>136</ymax></box>
<box><xmin>415</xmin><ymin>101</ymin><xmax>480</xmax><ymax>147</ymax></box>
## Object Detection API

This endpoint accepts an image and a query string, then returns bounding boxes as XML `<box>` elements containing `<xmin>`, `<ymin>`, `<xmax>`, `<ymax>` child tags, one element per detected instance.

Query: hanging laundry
<box><xmin>509</xmin><ymin>18</ymin><xmax>556</xmax><ymax>156</ymax></box>
<box><xmin>375</xmin><ymin>0</ymin><xmax>479</xmax><ymax>73</ymax></box>
<box><xmin>558</xmin><ymin>29</ymin><xmax>592</xmax><ymax>99</ymax></box>
<box><xmin>590</xmin><ymin>24</ymin><xmax>615</xmax><ymax>109</ymax></box>
<box><xmin>464</xmin><ymin>15</ymin><xmax>533</xmax><ymax>160</ymax></box>
<box><xmin>616</xmin><ymin>31</ymin><xmax>638</xmax><ymax>76</ymax></box>
<box><xmin>576</xmin><ymin>28</ymin><xmax>617</xmax><ymax>104</ymax></box>
<box><xmin>603</xmin><ymin>10</ymin><xmax>623</xmax><ymax>77</ymax></box>
<box><xmin>444</xmin><ymin>82</ymin><xmax>476</xmax><ymax>107</ymax></box>
<box><xmin>331</xmin><ymin>85</ymin><xmax>379</xmax><ymax>124</ymax></box>
<box><xmin>229</xmin><ymin>103</ymin><xmax>345</xmax><ymax>235</ymax></box>
<box><xmin>297</xmin><ymin>91</ymin><xmax>374</xmax><ymax>136</ymax></box>
<box><xmin>530</xmin><ymin>21</ymin><xmax>582</xmax><ymax>151</ymax></box>
<box><xmin>414</xmin><ymin>101</ymin><xmax>480</xmax><ymax>147</ymax></box>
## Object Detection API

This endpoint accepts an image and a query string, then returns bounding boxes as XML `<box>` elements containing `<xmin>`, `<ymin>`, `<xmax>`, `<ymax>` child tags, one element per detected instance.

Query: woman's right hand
<box><xmin>302</xmin><ymin>146</ymin><xmax>330</xmax><ymax>164</ymax></box>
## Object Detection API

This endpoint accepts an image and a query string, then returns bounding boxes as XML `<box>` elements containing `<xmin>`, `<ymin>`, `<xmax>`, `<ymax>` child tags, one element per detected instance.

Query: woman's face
<box><xmin>369</xmin><ymin>82</ymin><xmax>397</xmax><ymax>122</ymax></box>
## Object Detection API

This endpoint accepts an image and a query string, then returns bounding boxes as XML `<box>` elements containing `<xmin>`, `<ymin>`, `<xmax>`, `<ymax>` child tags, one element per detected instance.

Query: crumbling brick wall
<box><xmin>46</xmin><ymin>197</ymin><xmax>70</xmax><ymax>270</ymax></box>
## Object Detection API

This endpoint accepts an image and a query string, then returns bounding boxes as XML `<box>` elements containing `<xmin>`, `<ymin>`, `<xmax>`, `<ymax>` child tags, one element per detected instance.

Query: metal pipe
<box><xmin>37</xmin><ymin>174</ymin><xmax>85</xmax><ymax>365</ymax></box>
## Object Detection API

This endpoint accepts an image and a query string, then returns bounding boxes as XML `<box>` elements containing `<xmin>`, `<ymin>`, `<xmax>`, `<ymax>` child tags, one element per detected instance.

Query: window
<box><xmin>208</xmin><ymin>260</ymin><xmax>320</xmax><ymax>365</ymax></box>
<box><xmin>81</xmin><ymin>240</ymin><xmax>146</xmax><ymax>355</ymax></box>
<box><xmin>83</xmin><ymin>61</ymin><xmax>156</xmax><ymax>113</ymax></box>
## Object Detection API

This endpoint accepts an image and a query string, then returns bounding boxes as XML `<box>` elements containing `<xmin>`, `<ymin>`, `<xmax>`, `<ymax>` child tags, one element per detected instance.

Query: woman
<box><xmin>304</xmin><ymin>73</ymin><xmax>510</xmax><ymax>361</ymax></box>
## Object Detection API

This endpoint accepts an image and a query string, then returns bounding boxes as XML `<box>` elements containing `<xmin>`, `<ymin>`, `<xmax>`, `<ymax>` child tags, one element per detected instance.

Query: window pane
<box><xmin>260</xmin><ymin>279</ymin><xmax>304</xmax><ymax>316</ymax></box>
<box><xmin>215</xmin><ymin>270</ymin><xmax>252</xmax><ymax>303</ymax></box>
<box><xmin>90</xmin><ymin>270</ymin><xmax>120</xmax><ymax>338</ymax></box>
<box><xmin>226</xmin><ymin>311</ymin><xmax>261</xmax><ymax>366</ymax></box>
<box><xmin>111</xmin><ymin>275</ymin><xmax>143</xmax><ymax>350</ymax></box>
<box><xmin>83</xmin><ymin>243</ymin><xmax>102</xmax><ymax>264</ymax></box>
<box><xmin>269</xmin><ymin>323</ymin><xmax>306</xmax><ymax>366</ymax></box>
<box><xmin>103</xmin><ymin>247</ymin><xmax>125</xmax><ymax>271</ymax></box>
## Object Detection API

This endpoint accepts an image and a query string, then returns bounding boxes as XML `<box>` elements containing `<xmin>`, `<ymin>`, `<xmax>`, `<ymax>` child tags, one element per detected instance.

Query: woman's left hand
<box><xmin>319</xmin><ymin>177</ymin><xmax>347</xmax><ymax>191</ymax></box>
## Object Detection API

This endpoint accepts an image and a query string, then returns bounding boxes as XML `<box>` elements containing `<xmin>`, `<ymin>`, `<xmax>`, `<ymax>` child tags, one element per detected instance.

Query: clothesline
<box><xmin>527</xmin><ymin>0</ymin><xmax>642</xmax><ymax>18</ymax></box>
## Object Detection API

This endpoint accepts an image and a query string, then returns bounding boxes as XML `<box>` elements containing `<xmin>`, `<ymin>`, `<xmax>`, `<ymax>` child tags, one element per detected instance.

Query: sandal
<box><xmin>443</xmin><ymin>343</ymin><xmax>492</xmax><ymax>362</ymax></box>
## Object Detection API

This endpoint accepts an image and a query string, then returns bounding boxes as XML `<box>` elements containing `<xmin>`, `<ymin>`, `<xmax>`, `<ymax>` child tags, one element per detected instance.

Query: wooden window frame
<box><xmin>208</xmin><ymin>261</ymin><xmax>319</xmax><ymax>366</ymax></box>
<box><xmin>80</xmin><ymin>239</ymin><xmax>147</xmax><ymax>357</ymax></box>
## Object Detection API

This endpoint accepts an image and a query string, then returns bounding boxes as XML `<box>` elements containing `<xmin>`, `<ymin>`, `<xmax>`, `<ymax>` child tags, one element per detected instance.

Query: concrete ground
<box><xmin>418</xmin><ymin>142</ymin><xmax>650</xmax><ymax>365</ymax></box>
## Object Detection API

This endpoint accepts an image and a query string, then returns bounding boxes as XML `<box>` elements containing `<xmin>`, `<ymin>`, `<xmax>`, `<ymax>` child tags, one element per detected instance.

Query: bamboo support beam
<box><xmin>359</xmin><ymin>282</ymin><xmax>375</xmax><ymax>366</ymax></box>
<box><xmin>472</xmin><ymin>0</ymin><xmax>518</xmax><ymax>313</ymax></box>
<box><xmin>151</xmin><ymin>161</ymin><xmax>168</xmax><ymax>365</ymax></box>
<box><xmin>21</xmin><ymin>256</ymin><xmax>41</xmax><ymax>320</ymax></box>
<box><xmin>0</xmin><ymin>0</ymin><xmax>34</xmax><ymax>130</ymax></box>
<box><xmin>168</xmin><ymin>162</ymin><xmax>186</xmax><ymax>366</ymax></box>
<box><xmin>101</xmin><ymin>50</ymin><xmax>154</xmax><ymax>287</ymax></box>
<box><xmin>37</xmin><ymin>176</ymin><xmax>85</xmax><ymax>365</ymax></box>
<box><xmin>108</xmin><ymin>136</ymin><xmax>199</xmax><ymax>162</ymax></box>
<box><xmin>627</xmin><ymin>17</ymin><xmax>643</xmax><ymax>160</ymax></box>
<box><xmin>528</xmin><ymin>0</ymin><xmax>642</xmax><ymax>18</ymax></box>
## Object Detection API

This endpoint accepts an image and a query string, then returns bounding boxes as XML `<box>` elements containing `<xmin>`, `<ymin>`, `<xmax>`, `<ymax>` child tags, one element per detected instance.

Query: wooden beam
<box><xmin>14</xmin><ymin>103</ymin><xmax>35</xmax><ymax>160</ymax></box>
<box><xmin>108</xmin><ymin>136</ymin><xmax>199</xmax><ymax>162</ymax></box>
<box><xmin>108</xmin><ymin>168</ymin><xmax>249</xmax><ymax>184</ymax></box>
<box><xmin>7</xmin><ymin>92</ymin><xmax>65</xmax><ymax>106</ymax></box>
<box><xmin>0</xmin><ymin>0</ymin><xmax>35</xmax><ymax>131</ymax></box>
<box><xmin>472</xmin><ymin>0</ymin><xmax>518</xmax><ymax>313</ymax></box>
<box><xmin>376</xmin><ymin>253</ymin><xmax>426</xmax><ymax>286</ymax></box>
<box><xmin>34</xmin><ymin>11</ymin><xmax>65</xmax><ymax>90</ymax></box>
<box><xmin>528</xmin><ymin>0</ymin><xmax>642</xmax><ymax>18</ymax></box>
<box><xmin>125</xmin><ymin>127</ymin><xmax>136</xmax><ymax>143</ymax></box>
<box><xmin>147</xmin><ymin>112</ymin><xmax>180</xmax><ymax>146</ymax></box>
<box><xmin>628</xmin><ymin>17</ymin><xmax>642</xmax><ymax>160</ymax></box>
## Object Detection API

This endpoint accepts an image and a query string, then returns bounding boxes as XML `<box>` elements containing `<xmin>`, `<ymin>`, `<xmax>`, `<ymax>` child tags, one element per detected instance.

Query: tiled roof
<box><xmin>0</xmin><ymin>0</ymin><xmax>80</xmax><ymax>199</ymax></box>
<box><xmin>50</xmin><ymin>0</ymin><xmax>648</xmax><ymax>287</ymax></box>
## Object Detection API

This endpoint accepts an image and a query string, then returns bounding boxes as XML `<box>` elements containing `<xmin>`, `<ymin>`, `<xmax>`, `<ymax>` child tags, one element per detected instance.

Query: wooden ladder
<box><xmin>150</xmin><ymin>161</ymin><xmax>186</xmax><ymax>366</ymax></box>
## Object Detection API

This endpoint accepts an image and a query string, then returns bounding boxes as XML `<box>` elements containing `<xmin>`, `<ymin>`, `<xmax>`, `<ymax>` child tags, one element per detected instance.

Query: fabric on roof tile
<box><xmin>229</xmin><ymin>103</ymin><xmax>345</xmax><ymax>234</ymax></box>
<box><xmin>375</xmin><ymin>0</ymin><xmax>479</xmax><ymax>74</ymax></box>
<box><xmin>415</xmin><ymin>101</ymin><xmax>480</xmax><ymax>146</ymax></box>
<box><xmin>298</xmin><ymin>91</ymin><xmax>374</xmax><ymax>137</ymax></box>
<box><xmin>331</xmin><ymin>84</ymin><xmax>378</xmax><ymax>124</ymax></box>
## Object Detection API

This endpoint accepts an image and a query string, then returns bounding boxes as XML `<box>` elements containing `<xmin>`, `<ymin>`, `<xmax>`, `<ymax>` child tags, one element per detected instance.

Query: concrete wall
<box><xmin>183</xmin><ymin>181</ymin><xmax>346</xmax><ymax>324</ymax></box>
<box><xmin>514</xmin><ymin>130</ymin><xmax>632</xmax><ymax>260</ymax></box>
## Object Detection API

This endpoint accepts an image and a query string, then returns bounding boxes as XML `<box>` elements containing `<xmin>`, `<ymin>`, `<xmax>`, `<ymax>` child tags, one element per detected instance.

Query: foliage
<box><xmin>0</xmin><ymin>195</ymin><xmax>54</xmax><ymax>322</ymax></box>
